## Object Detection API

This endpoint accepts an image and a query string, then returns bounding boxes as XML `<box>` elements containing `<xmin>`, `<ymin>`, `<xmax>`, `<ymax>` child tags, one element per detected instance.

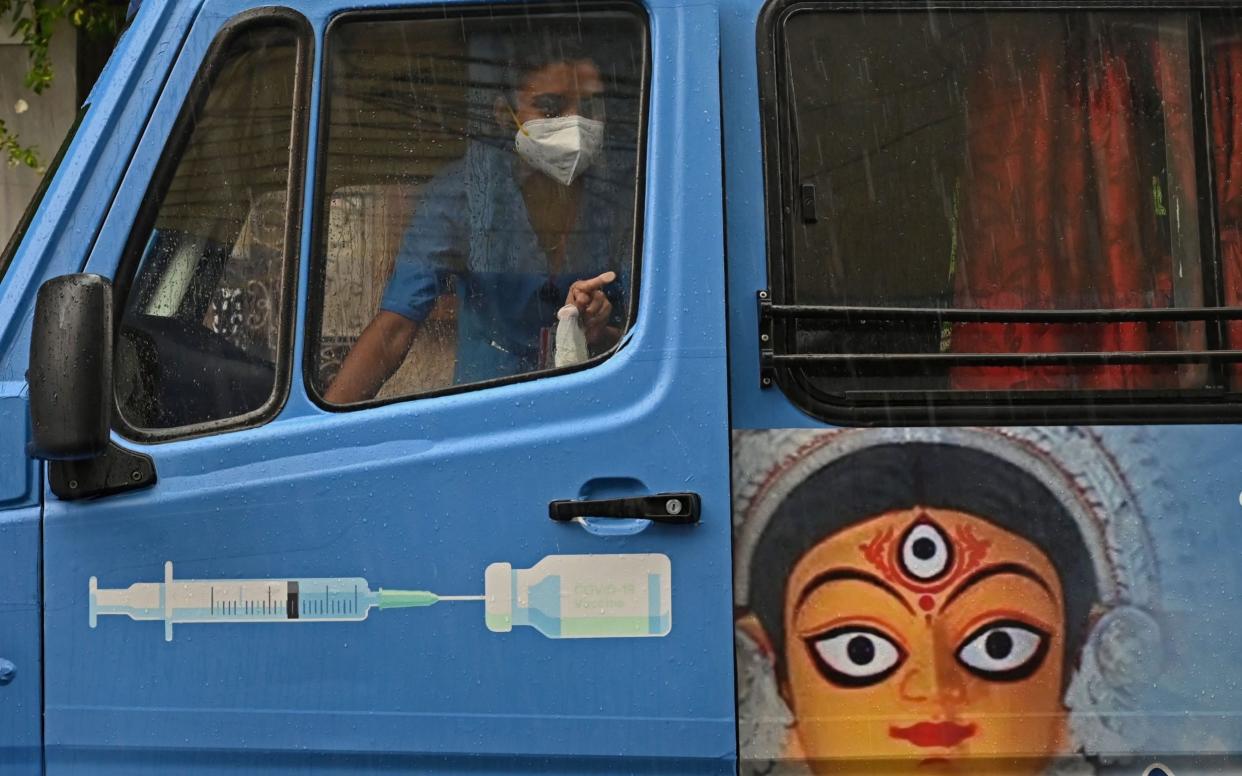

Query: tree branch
<box><xmin>1</xmin><ymin>0</ymin><xmax>125</xmax><ymax>167</ymax></box>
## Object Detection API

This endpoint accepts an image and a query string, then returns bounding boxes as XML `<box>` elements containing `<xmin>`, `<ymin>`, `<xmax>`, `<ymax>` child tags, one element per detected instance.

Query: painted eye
<box><xmin>956</xmin><ymin>620</ymin><xmax>1050</xmax><ymax>681</ymax></box>
<box><xmin>807</xmin><ymin>626</ymin><xmax>906</xmax><ymax>688</ymax></box>
<box><xmin>900</xmin><ymin>521</ymin><xmax>953</xmax><ymax>581</ymax></box>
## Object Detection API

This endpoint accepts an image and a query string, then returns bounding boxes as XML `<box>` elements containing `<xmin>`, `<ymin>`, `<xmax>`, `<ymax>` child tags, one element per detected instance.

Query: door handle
<box><xmin>549</xmin><ymin>492</ymin><xmax>700</xmax><ymax>525</ymax></box>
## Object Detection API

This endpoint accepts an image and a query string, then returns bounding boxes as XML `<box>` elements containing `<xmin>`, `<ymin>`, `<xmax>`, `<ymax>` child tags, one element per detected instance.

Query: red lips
<box><xmin>889</xmin><ymin>721</ymin><xmax>978</xmax><ymax>748</ymax></box>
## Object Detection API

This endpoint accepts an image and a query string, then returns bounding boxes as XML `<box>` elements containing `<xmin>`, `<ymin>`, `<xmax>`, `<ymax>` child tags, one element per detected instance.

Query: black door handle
<box><xmin>549</xmin><ymin>492</ymin><xmax>701</xmax><ymax>525</ymax></box>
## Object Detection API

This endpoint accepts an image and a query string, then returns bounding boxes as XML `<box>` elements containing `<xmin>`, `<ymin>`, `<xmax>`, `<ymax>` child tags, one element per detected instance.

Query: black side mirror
<box><xmin>27</xmin><ymin>273</ymin><xmax>113</xmax><ymax>460</ymax></box>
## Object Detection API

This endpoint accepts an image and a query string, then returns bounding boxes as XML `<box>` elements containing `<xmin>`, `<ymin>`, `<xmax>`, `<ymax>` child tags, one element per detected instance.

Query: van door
<box><xmin>727</xmin><ymin>2</ymin><xmax>1242</xmax><ymax>774</ymax></box>
<box><xmin>40</xmin><ymin>0</ymin><xmax>733</xmax><ymax>773</ymax></box>
<box><xmin>0</xmin><ymin>403</ymin><xmax>39</xmax><ymax>773</ymax></box>
<box><xmin>0</xmin><ymin>2</ymin><xmax>205</xmax><ymax>773</ymax></box>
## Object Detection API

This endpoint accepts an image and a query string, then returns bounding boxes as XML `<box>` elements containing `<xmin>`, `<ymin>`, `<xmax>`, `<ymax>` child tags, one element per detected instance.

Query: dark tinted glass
<box><xmin>779</xmin><ymin>10</ymin><xmax>1242</xmax><ymax>398</ymax></box>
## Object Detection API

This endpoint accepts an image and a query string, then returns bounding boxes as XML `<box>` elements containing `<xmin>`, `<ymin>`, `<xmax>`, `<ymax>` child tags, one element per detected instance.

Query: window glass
<box><xmin>776</xmin><ymin>10</ymin><xmax>1242</xmax><ymax>399</ymax></box>
<box><xmin>114</xmin><ymin>23</ymin><xmax>301</xmax><ymax>434</ymax></box>
<box><xmin>309</xmin><ymin>10</ymin><xmax>646</xmax><ymax>405</ymax></box>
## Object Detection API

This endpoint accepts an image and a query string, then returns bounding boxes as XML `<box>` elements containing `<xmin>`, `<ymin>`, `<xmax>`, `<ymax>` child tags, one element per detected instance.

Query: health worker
<box><xmin>325</xmin><ymin>33</ymin><xmax>626</xmax><ymax>403</ymax></box>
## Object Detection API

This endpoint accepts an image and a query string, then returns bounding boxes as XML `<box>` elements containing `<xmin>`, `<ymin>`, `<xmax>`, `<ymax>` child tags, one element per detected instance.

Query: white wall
<box><xmin>0</xmin><ymin>22</ymin><xmax>78</xmax><ymax>248</ymax></box>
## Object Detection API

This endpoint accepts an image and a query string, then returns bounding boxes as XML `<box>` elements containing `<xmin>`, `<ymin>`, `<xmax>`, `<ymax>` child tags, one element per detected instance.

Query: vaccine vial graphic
<box><xmin>485</xmin><ymin>553</ymin><xmax>671</xmax><ymax>638</ymax></box>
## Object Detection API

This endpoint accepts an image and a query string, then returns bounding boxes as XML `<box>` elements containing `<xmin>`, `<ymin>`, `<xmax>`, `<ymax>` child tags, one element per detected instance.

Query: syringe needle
<box><xmin>376</xmin><ymin>589</ymin><xmax>440</xmax><ymax>609</ymax></box>
<box><xmin>376</xmin><ymin>590</ymin><xmax>485</xmax><ymax>609</ymax></box>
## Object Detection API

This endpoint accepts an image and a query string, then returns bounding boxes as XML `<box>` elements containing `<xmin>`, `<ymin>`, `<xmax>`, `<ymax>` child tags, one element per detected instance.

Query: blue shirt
<box><xmin>380</xmin><ymin>142</ymin><xmax>629</xmax><ymax>385</ymax></box>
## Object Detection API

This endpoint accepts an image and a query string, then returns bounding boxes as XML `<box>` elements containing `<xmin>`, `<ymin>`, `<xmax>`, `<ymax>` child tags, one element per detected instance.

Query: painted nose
<box><xmin>898</xmin><ymin>666</ymin><xmax>931</xmax><ymax>702</ymax></box>
<box><xmin>898</xmin><ymin>662</ymin><xmax>968</xmax><ymax>707</ymax></box>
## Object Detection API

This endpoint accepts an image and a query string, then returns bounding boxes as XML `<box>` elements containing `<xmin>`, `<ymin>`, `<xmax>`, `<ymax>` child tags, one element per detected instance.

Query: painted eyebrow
<box><xmin>795</xmin><ymin>569</ymin><xmax>915</xmax><ymax>615</ymax></box>
<box><xmin>939</xmin><ymin>563</ymin><xmax>1055</xmax><ymax>613</ymax></box>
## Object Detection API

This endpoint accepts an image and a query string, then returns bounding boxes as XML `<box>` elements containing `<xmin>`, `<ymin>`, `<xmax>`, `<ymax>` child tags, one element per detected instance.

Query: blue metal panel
<box><xmin>0</xmin><ymin>0</ymin><xmax>202</xmax><ymax>385</ymax></box>
<box><xmin>0</xmin><ymin>7</ymin><xmax>197</xmax><ymax>764</ymax></box>
<box><xmin>0</xmin><ymin>504</ymin><xmax>42</xmax><ymax>774</ymax></box>
<box><xmin>720</xmin><ymin>0</ymin><xmax>817</xmax><ymax>430</ymax></box>
<box><xmin>0</xmin><ymin>385</ymin><xmax>35</xmax><ymax>508</ymax></box>
<box><xmin>45</xmin><ymin>0</ymin><xmax>734</xmax><ymax>773</ymax></box>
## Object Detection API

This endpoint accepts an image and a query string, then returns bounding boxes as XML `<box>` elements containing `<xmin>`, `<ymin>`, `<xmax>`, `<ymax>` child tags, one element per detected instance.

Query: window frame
<box><xmin>110</xmin><ymin>7</ymin><xmax>314</xmax><ymax>444</ymax></box>
<box><xmin>303</xmin><ymin>1</ymin><xmax>651</xmax><ymax>413</ymax></box>
<box><xmin>757</xmin><ymin>0</ymin><xmax>1242</xmax><ymax>426</ymax></box>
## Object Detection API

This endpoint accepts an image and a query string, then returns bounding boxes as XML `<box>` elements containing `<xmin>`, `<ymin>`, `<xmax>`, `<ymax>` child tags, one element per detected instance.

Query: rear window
<box><xmin>760</xmin><ymin>6</ymin><xmax>1242</xmax><ymax>423</ymax></box>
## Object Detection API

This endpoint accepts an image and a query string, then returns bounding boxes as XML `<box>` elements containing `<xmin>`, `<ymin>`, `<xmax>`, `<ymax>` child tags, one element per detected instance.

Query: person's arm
<box><xmin>324</xmin><ymin>311</ymin><xmax>420</xmax><ymax>404</ymax></box>
<box><xmin>325</xmin><ymin>165</ymin><xmax>466</xmax><ymax>404</ymax></box>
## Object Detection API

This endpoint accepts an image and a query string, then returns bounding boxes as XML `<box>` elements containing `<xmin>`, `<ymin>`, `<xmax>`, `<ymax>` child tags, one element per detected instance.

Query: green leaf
<box><xmin>0</xmin><ymin>118</ymin><xmax>42</xmax><ymax>169</ymax></box>
<box><xmin>0</xmin><ymin>0</ymin><xmax>124</xmax><ymax>165</ymax></box>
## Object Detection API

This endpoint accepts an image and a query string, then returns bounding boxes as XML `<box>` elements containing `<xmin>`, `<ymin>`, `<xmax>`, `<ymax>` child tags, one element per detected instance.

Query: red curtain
<box><xmin>947</xmin><ymin>23</ymin><xmax>1218</xmax><ymax>391</ymax></box>
<box><xmin>1211</xmin><ymin>38</ymin><xmax>1242</xmax><ymax>381</ymax></box>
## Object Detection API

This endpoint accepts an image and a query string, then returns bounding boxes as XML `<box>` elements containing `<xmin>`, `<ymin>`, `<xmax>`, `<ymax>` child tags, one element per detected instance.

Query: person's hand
<box><xmin>567</xmin><ymin>270</ymin><xmax>616</xmax><ymax>344</ymax></box>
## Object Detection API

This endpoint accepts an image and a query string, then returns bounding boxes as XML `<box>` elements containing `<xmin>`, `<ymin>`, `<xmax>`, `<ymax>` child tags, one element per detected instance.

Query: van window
<box><xmin>763</xmin><ymin>8</ymin><xmax>1242</xmax><ymax>419</ymax></box>
<box><xmin>113</xmin><ymin>18</ymin><xmax>308</xmax><ymax>438</ymax></box>
<box><xmin>307</xmin><ymin>8</ymin><xmax>646</xmax><ymax>406</ymax></box>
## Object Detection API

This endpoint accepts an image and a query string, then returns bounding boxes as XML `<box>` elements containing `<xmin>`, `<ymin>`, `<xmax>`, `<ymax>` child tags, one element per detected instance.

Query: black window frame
<box><xmin>758</xmin><ymin>0</ymin><xmax>1242</xmax><ymax>426</ymax></box>
<box><xmin>303</xmin><ymin>1</ymin><xmax>651</xmax><ymax>413</ymax></box>
<box><xmin>110</xmin><ymin>7</ymin><xmax>314</xmax><ymax>443</ymax></box>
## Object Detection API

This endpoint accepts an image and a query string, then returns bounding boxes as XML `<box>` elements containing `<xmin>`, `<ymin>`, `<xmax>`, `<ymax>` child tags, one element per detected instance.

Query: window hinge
<box><xmin>758</xmin><ymin>289</ymin><xmax>775</xmax><ymax>388</ymax></box>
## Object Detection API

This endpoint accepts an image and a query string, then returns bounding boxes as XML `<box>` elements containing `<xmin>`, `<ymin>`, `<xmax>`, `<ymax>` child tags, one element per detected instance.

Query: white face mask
<box><xmin>514</xmin><ymin>114</ymin><xmax>604</xmax><ymax>186</ymax></box>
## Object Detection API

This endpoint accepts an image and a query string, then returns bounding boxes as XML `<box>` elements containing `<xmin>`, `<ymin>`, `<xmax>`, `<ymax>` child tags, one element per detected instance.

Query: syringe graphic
<box><xmin>89</xmin><ymin>562</ymin><xmax>482</xmax><ymax>641</ymax></box>
<box><xmin>90</xmin><ymin>554</ymin><xmax>672</xmax><ymax>641</ymax></box>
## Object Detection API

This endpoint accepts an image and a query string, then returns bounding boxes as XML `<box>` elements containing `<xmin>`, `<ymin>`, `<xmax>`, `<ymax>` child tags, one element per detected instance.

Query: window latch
<box><xmin>800</xmin><ymin>182</ymin><xmax>818</xmax><ymax>223</ymax></box>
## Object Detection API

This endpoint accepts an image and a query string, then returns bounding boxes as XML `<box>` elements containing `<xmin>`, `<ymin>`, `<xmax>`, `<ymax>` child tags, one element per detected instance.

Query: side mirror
<box><xmin>27</xmin><ymin>273</ymin><xmax>113</xmax><ymax>460</ymax></box>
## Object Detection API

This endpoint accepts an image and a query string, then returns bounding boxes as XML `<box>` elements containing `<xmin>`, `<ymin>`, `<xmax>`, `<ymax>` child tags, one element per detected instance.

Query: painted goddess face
<box><xmin>783</xmin><ymin>508</ymin><xmax>1068</xmax><ymax>775</ymax></box>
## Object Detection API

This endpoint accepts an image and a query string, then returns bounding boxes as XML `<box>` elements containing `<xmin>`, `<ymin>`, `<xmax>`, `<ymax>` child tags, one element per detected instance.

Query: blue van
<box><xmin>3</xmin><ymin>0</ymin><xmax>1242</xmax><ymax>773</ymax></box>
